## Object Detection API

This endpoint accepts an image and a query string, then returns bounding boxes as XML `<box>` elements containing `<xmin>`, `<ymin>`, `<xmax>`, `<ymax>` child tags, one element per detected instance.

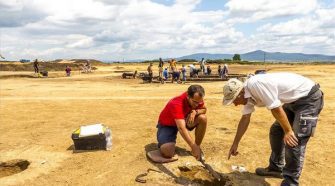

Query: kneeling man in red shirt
<box><xmin>148</xmin><ymin>85</ymin><xmax>207</xmax><ymax>163</ymax></box>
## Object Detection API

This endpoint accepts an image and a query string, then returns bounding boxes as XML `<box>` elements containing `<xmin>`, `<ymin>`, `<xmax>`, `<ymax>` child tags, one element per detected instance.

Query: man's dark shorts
<box><xmin>172</xmin><ymin>72</ymin><xmax>180</xmax><ymax>80</ymax></box>
<box><xmin>157</xmin><ymin>124</ymin><xmax>178</xmax><ymax>148</ymax></box>
<box><xmin>156</xmin><ymin>122</ymin><xmax>197</xmax><ymax>148</ymax></box>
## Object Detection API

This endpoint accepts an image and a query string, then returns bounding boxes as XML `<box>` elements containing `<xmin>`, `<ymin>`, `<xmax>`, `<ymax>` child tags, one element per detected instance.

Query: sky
<box><xmin>0</xmin><ymin>0</ymin><xmax>334</xmax><ymax>61</ymax></box>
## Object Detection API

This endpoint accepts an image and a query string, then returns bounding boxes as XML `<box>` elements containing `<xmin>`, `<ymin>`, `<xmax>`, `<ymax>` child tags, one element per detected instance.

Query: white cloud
<box><xmin>65</xmin><ymin>35</ymin><xmax>94</xmax><ymax>48</ymax></box>
<box><xmin>316</xmin><ymin>8</ymin><xmax>335</xmax><ymax>28</ymax></box>
<box><xmin>253</xmin><ymin>6</ymin><xmax>335</xmax><ymax>54</ymax></box>
<box><xmin>0</xmin><ymin>0</ymin><xmax>334</xmax><ymax>60</ymax></box>
<box><xmin>0</xmin><ymin>1</ymin><xmax>46</xmax><ymax>27</ymax></box>
<box><xmin>225</xmin><ymin>0</ymin><xmax>318</xmax><ymax>22</ymax></box>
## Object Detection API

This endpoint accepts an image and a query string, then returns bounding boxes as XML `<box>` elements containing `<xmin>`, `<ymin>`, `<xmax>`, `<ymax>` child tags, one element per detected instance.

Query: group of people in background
<box><xmin>32</xmin><ymin>59</ymin><xmax>93</xmax><ymax>77</ymax></box>
<box><xmin>33</xmin><ymin>59</ymin><xmax>48</xmax><ymax>77</ymax></box>
<box><xmin>147</xmin><ymin>58</ymin><xmax>229</xmax><ymax>83</ymax></box>
<box><xmin>153</xmin><ymin>58</ymin><xmax>186</xmax><ymax>83</ymax></box>
<box><xmin>33</xmin><ymin>57</ymin><xmax>227</xmax><ymax>80</ymax></box>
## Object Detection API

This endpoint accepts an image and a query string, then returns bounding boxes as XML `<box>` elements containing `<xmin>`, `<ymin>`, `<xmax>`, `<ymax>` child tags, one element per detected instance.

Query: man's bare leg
<box><xmin>160</xmin><ymin>142</ymin><xmax>176</xmax><ymax>158</ymax></box>
<box><xmin>147</xmin><ymin>142</ymin><xmax>178</xmax><ymax>163</ymax></box>
<box><xmin>185</xmin><ymin>114</ymin><xmax>207</xmax><ymax>145</ymax></box>
<box><xmin>194</xmin><ymin>114</ymin><xmax>207</xmax><ymax>145</ymax></box>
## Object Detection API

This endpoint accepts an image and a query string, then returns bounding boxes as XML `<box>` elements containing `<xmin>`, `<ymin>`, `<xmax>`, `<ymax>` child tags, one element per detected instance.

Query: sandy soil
<box><xmin>0</xmin><ymin>63</ymin><xmax>334</xmax><ymax>186</ymax></box>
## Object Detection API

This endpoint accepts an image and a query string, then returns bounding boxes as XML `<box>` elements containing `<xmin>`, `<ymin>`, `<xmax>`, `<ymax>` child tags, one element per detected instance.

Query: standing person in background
<box><xmin>218</xmin><ymin>65</ymin><xmax>222</xmax><ymax>77</ymax></box>
<box><xmin>223</xmin><ymin>64</ymin><xmax>229</xmax><ymax>77</ymax></box>
<box><xmin>65</xmin><ymin>65</ymin><xmax>72</xmax><ymax>77</ymax></box>
<box><xmin>168</xmin><ymin>59</ymin><xmax>172</xmax><ymax>71</ymax></box>
<box><xmin>206</xmin><ymin>65</ymin><xmax>212</xmax><ymax>75</ymax></box>
<box><xmin>199</xmin><ymin>58</ymin><xmax>206</xmax><ymax>75</ymax></box>
<box><xmin>170</xmin><ymin>59</ymin><xmax>177</xmax><ymax>72</ymax></box>
<box><xmin>158</xmin><ymin>58</ymin><xmax>164</xmax><ymax>78</ymax></box>
<box><xmin>33</xmin><ymin>59</ymin><xmax>39</xmax><ymax>73</ymax></box>
<box><xmin>168</xmin><ymin>59</ymin><xmax>175</xmax><ymax>72</ymax></box>
<box><xmin>181</xmin><ymin>64</ymin><xmax>187</xmax><ymax>83</ymax></box>
<box><xmin>221</xmin><ymin>64</ymin><xmax>229</xmax><ymax>79</ymax></box>
<box><xmin>189</xmin><ymin>63</ymin><xmax>198</xmax><ymax>78</ymax></box>
<box><xmin>147</xmin><ymin>63</ymin><xmax>153</xmax><ymax>83</ymax></box>
<box><xmin>85</xmin><ymin>60</ymin><xmax>91</xmax><ymax>72</ymax></box>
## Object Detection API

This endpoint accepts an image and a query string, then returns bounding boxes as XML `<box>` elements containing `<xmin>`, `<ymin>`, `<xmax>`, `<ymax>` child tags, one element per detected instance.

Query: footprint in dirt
<box><xmin>216</xmin><ymin>127</ymin><xmax>233</xmax><ymax>134</ymax></box>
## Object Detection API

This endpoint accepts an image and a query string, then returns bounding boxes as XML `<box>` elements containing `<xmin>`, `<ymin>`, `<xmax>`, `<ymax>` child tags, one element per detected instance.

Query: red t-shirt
<box><xmin>158</xmin><ymin>92</ymin><xmax>205</xmax><ymax>126</ymax></box>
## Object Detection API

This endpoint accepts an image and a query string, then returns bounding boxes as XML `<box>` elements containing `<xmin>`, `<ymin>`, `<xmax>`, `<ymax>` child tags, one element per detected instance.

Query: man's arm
<box><xmin>195</xmin><ymin>106</ymin><xmax>206</xmax><ymax>115</ymax></box>
<box><xmin>187</xmin><ymin>107</ymin><xmax>207</xmax><ymax>126</ymax></box>
<box><xmin>271</xmin><ymin>106</ymin><xmax>298</xmax><ymax>147</ymax></box>
<box><xmin>228</xmin><ymin>113</ymin><xmax>251</xmax><ymax>159</ymax></box>
<box><xmin>175</xmin><ymin>119</ymin><xmax>194</xmax><ymax>147</ymax></box>
<box><xmin>175</xmin><ymin>119</ymin><xmax>201</xmax><ymax>160</ymax></box>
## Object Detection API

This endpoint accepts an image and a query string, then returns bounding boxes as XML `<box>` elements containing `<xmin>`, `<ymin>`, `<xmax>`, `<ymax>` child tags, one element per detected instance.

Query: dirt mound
<box><xmin>71</xmin><ymin>59</ymin><xmax>107</xmax><ymax>66</ymax></box>
<box><xmin>0</xmin><ymin>59</ymin><xmax>106</xmax><ymax>71</ymax></box>
<box><xmin>55</xmin><ymin>60</ymin><xmax>76</xmax><ymax>64</ymax></box>
<box><xmin>0</xmin><ymin>159</ymin><xmax>30</xmax><ymax>178</ymax></box>
<box><xmin>50</xmin><ymin>59</ymin><xmax>105</xmax><ymax>65</ymax></box>
<box><xmin>0</xmin><ymin>62</ymin><xmax>94</xmax><ymax>71</ymax></box>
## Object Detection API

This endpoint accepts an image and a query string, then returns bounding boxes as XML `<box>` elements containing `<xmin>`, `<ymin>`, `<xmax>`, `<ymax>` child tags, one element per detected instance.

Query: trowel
<box><xmin>199</xmin><ymin>151</ymin><xmax>221</xmax><ymax>181</ymax></box>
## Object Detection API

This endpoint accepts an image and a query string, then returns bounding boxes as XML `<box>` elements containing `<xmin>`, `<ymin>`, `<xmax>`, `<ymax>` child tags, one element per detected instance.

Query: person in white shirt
<box><xmin>199</xmin><ymin>58</ymin><xmax>206</xmax><ymax>74</ymax></box>
<box><xmin>188</xmin><ymin>63</ymin><xmax>198</xmax><ymax>77</ymax></box>
<box><xmin>222</xmin><ymin>64</ymin><xmax>229</xmax><ymax>77</ymax></box>
<box><xmin>223</xmin><ymin>73</ymin><xmax>324</xmax><ymax>186</ymax></box>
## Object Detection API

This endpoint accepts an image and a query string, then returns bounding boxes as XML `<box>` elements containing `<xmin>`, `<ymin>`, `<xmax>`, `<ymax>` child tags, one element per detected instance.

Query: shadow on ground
<box><xmin>66</xmin><ymin>145</ymin><xmax>103</xmax><ymax>154</ymax></box>
<box><xmin>143</xmin><ymin>143</ymin><xmax>272</xmax><ymax>186</ymax></box>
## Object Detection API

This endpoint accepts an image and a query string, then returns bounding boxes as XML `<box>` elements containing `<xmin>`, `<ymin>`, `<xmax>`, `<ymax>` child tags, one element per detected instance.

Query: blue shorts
<box><xmin>172</xmin><ymin>72</ymin><xmax>180</xmax><ymax>79</ymax></box>
<box><xmin>156</xmin><ymin>124</ymin><xmax>178</xmax><ymax>148</ymax></box>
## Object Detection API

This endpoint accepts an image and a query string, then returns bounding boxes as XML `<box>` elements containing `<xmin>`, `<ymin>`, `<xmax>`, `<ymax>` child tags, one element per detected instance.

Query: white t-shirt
<box><xmin>200</xmin><ymin>59</ymin><xmax>205</xmax><ymax>66</ymax></box>
<box><xmin>242</xmin><ymin>72</ymin><xmax>315</xmax><ymax>115</ymax></box>
<box><xmin>189</xmin><ymin>64</ymin><xmax>196</xmax><ymax>72</ymax></box>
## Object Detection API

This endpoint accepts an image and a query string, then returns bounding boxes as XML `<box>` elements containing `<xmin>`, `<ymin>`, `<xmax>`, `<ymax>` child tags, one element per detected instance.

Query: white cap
<box><xmin>222</xmin><ymin>78</ymin><xmax>243</xmax><ymax>105</ymax></box>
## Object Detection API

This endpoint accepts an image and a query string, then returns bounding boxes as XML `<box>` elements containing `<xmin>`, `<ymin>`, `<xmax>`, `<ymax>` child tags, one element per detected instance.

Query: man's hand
<box><xmin>187</xmin><ymin>110</ymin><xmax>196</xmax><ymax>126</ymax></box>
<box><xmin>191</xmin><ymin>144</ymin><xmax>201</xmax><ymax>160</ymax></box>
<box><xmin>271</xmin><ymin>107</ymin><xmax>298</xmax><ymax>147</ymax></box>
<box><xmin>228</xmin><ymin>143</ymin><xmax>239</xmax><ymax>160</ymax></box>
<box><xmin>284</xmin><ymin>130</ymin><xmax>298</xmax><ymax>147</ymax></box>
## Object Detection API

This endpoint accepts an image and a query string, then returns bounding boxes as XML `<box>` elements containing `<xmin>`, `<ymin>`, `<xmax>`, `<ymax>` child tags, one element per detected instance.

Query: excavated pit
<box><xmin>0</xmin><ymin>159</ymin><xmax>30</xmax><ymax>178</ymax></box>
<box><xmin>178</xmin><ymin>165</ymin><xmax>233</xmax><ymax>186</ymax></box>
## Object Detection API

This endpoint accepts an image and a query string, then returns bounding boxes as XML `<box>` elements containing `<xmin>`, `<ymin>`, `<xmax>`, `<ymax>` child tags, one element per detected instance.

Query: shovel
<box><xmin>199</xmin><ymin>151</ymin><xmax>221</xmax><ymax>181</ymax></box>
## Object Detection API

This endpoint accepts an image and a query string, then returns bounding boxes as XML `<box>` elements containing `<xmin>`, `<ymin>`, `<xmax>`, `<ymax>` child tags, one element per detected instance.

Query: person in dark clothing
<box><xmin>33</xmin><ymin>59</ymin><xmax>39</xmax><ymax>73</ymax></box>
<box><xmin>222</xmin><ymin>64</ymin><xmax>229</xmax><ymax>78</ymax></box>
<box><xmin>65</xmin><ymin>66</ymin><xmax>72</xmax><ymax>77</ymax></box>
<box><xmin>218</xmin><ymin>65</ymin><xmax>222</xmax><ymax>77</ymax></box>
<box><xmin>147</xmin><ymin>63</ymin><xmax>153</xmax><ymax>83</ymax></box>
<box><xmin>172</xmin><ymin>70</ymin><xmax>181</xmax><ymax>83</ymax></box>
<box><xmin>206</xmin><ymin>65</ymin><xmax>212</xmax><ymax>75</ymax></box>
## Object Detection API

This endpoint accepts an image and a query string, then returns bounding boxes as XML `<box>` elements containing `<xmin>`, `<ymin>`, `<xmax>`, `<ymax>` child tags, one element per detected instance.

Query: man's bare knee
<box><xmin>160</xmin><ymin>143</ymin><xmax>176</xmax><ymax>158</ymax></box>
<box><xmin>196</xmin><ymin>114</ymin><xmax>207</xmax><ymax>125</ymax></box>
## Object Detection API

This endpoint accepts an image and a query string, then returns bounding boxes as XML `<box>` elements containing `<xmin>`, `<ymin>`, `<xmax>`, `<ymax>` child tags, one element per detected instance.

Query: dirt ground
<box><xmin>0</xmin><ymin>63</ymin><xmax>334</xmax><ymax>186</ymax></box>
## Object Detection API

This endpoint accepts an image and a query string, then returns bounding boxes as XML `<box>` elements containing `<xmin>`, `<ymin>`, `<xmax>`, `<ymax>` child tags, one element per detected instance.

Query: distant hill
<box><xmin>51</xmin><ymin>59</ymin><xmax>107</xmax><ymax>66</ymax></box>
<box><xmin>177</xmin><ymin>50</ymin><xmax>335</xmax><ymax>62</ymax></box>
<box><xmin>177</xmin><ymin>53</ymin><xmax>233</xmax><ymax>61</ymax></box>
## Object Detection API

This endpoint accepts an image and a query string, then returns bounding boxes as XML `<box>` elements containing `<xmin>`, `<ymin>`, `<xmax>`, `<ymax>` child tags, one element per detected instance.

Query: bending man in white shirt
<box><xmin>223</xmin><ymin>72</ymin><xmax>324</xmax><ymax>186</ymax></box>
